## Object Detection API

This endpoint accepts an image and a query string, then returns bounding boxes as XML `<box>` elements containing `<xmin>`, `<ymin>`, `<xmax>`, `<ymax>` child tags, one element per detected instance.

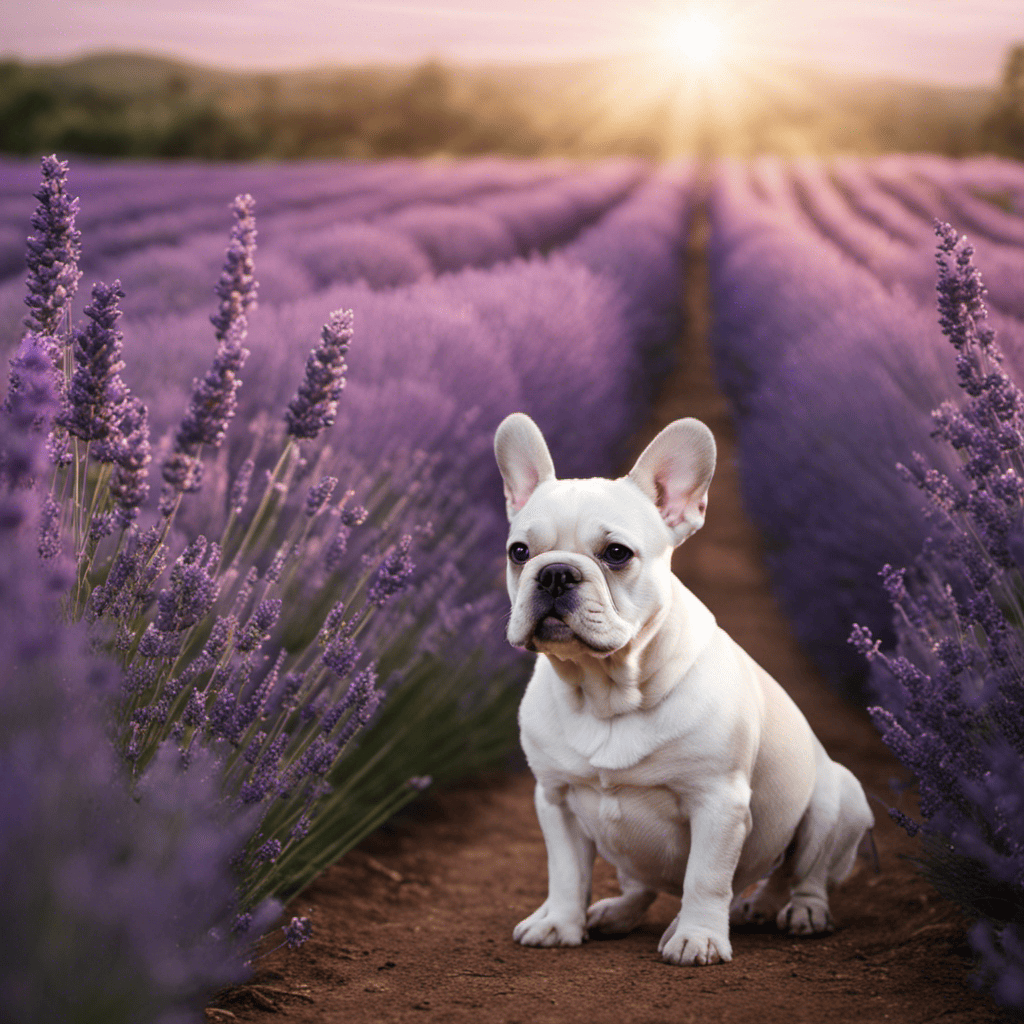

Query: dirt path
<box><xmin>208</xmin><ymin>202</ymin><xmax>1007</xmax><ymax>1024</ymax></box>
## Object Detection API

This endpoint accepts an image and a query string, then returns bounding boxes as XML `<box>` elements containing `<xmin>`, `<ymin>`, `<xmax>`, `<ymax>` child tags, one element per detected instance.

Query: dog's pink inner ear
<box><xmin>505</xmin><ymin>465</ymin><xmax>542</xmax><ymax>514</ymax></box>
<box><xmin>628</xmin><ymin>419</ymin><xmax>716</xmax><ymax>542</ymax></box>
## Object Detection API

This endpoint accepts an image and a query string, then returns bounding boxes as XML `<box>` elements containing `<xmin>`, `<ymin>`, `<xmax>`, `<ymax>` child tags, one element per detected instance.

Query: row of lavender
<box><xmin>707</xmin><ymin>154</ymin><xmax>1024</xmax><ymax>1009</ymax></box>
<box><xmin>0</xmin><ymin>155</ymin><xmax>694</xmax><ymax>1022</ymax></box>
<box><xmin>0</xmin><ymin>155</ymin><xmax>643</xmax><ymax>330</ymax></box>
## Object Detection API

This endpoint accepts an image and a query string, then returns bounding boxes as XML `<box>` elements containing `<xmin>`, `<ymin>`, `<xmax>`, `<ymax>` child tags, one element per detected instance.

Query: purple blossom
<box><xmin>283</xmin><ymin>916</ymin><xmax>313</xmax><ymax>950</ymax></box>
<box><xmin>57</xmin><ymin>280</ymin><xmax>128</xmax><ymax>446</ymax></box>
<box><xmin>37</xmin><ymin>495</ymin><xmax>61</xmax><ymax>560</ymax></box>
<box><xmin>234</xmin><ymin>599</ymin><xmax>282</xmax><ymax>654</ymax></box>
<box><xmin>305</xmin><ymin>475</ymin><xmax>338</xmax><ymax>517</ymax></box>
<box><xmin>322</xmin><ymin>628</ymin><xmax>359</xmax><ymax>681</ymax></box>
<box><xmin>210</xmin><ymin>194</ymin><xmax>258</xmax><ymax>343</ymax></box>
<box><xmin>367</xmin><ymin>534</ymin><xmax>414</xmax><ymax>607</ymax></box>
<box><xmin>253</xmin><ymin>838</ymin><xmax>282</xmax><ymax>864</ymax></box>
<box><xmin>1</xmin><ymin>336</ymin><xmax>58</xmax><ymax>491</ymax></box>
<box><xmin>284</xmin><ymin>309</ymin><xmax>352</xmax><ymax>440</ymax></box>
<box><xmin>161</xmin><ymin>196</ymin><xmax>258</xmax><ymax>504</ymax></box>
<box><xmin>229</xmin><ymin>458</ymin><xmax>255</xmax><ymax>514</ymax></box>
<box><xmin>23</xmin><ymin>154</ymin><xmax>81</xmax><ymax>342</ymax></box>
<box><xmin>156</xmin><ymin>537</ymin><xmax>219</xmax><ymax>633</ymax></box>
<box><xmin>106</xmin><ymin>396</ymin><xmax>152</xmax><ymax>528</ymax></box>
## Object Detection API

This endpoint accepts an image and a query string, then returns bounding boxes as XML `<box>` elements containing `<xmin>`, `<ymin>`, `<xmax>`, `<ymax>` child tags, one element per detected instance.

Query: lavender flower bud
<box><xmin>324</xmin><ymin>526</ymin><xmax>350</xmax><ymax>572</ymax></box>
<box><xmin>210</xmin><ymin>194</ymin><xmax>258</xmax><ymax>343</ymax></box>
<box><xmin>284</xmin><ymin>309</ymin><xmax>352</xmax><ymax>440</ymax></box>
<box><xmin>340</xmin><ymin>504</ymin><xmax>368</xmax><ymax>527</ymax></box>
<box><xmin>57</xmin><ymin>280</ymin><xmax>128</xmax><ymax>446</ymax></box>
<box><xmin>284</xmin><ymin>916</ymin><xmax>313</xmax><ymax>949</ymax></box>
<box><xmin>235</xmin><ymin>598</ymin><xmax>282</xmax><ymax>653</ymax></box>
<box><xmin>1</xmin><ymin>336</ymin><xmax>58</xmax><ymax>489</ymax></box>
<box><xmin>229</xmin><ymin>458</ymin><xmax>255</xmax><ymax>514</ymax></box>
<box><xmin>156</xmin><ymin>537</ymin><xmax>219</xmax><ymax>632</ymax></box>
<box><xmin>23</xmin><ymin>154</ymin><xmax>81</xmax><ymax>341</ymax></box>
<box><xmin>160</xmin><ymin>197</ymin><xmax>257</xmax><ymax>502</ymax></box>
<box><xmin>304</xmin><ymin>475</ymin><xmax>337</xmax><ymax>517</ymax></box>
<box><xmin>107</xmin><ymin>396</ymin><xmax>151</xmax><ymax>527</ymax></box>
<box><xmin>37</xmin><ymin>495</ymin><xmax>61</xmax><ymax>559</ymax></box>
<box><xmin>290</xmin><ymin>816</ymin><xmax>312</xmax><ymax>840</ymax></box>
<box><xmin>254</xmin><ymin>838</ymin><xmax>282</xmax><ymax>864</ymax></box>
<box><xmin>367</xmin><ymin>534</ymin><xmax>415</xmax><ymax>607</ymax></box>
<box><xmin>322</xmin><ymin>630</ymin><xmax>359</xmax><ymax>680</ymax></box>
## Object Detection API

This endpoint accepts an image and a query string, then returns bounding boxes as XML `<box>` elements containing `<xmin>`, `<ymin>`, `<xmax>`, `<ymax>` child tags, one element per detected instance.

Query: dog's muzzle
<box><xmin>531</xmin><ymin>562</ymin><xmax>581</xmax><ymax>642</ymax></box>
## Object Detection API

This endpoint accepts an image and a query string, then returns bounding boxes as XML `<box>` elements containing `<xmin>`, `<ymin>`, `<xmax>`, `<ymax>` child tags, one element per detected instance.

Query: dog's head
<box><xmin>494</xmin><ymin>413</ymin><xmax>715</xmax><ymax>659</ymax></box>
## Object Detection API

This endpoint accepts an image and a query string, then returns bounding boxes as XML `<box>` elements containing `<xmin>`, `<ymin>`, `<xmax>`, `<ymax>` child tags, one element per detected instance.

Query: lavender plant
<box><xmin>850</xmin><ymin>223</ymin><xmax>1024</xmax><ymax>1012</ymax></box>
<box><xmin>0</xmin><ymin>336</ymin><xmax>278</xmax><ymax>1023</ymax></box>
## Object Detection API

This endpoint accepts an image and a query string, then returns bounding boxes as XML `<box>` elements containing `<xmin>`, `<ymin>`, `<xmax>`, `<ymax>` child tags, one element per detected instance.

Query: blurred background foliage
<box><xmin>1</xmin><ymin>44</ymin><xmax>1023</xmax><ymax>161</ymax></box>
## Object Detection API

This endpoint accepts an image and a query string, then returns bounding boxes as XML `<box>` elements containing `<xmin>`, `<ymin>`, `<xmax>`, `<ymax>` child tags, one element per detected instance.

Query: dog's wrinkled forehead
<box><xmin>510</xmin><ymin>476</ymin><xmax>669</xmax><ymax>552</ymax></box>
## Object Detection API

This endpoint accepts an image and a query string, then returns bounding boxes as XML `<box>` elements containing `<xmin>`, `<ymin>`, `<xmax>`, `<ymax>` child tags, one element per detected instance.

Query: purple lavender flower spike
<box><xmin>57</xmin><ymin>280</ymin><xmax>128</xmax><ymax>447</ymax></box>
<box><xmin>230</xmin><ymin>458</ymin><xmax>255</xmax><ymax>514</ymax></box>
<box><xmin>367</xmin><ymin>534</ymin><xmax>415</xmax><ymax>607</ymax></box>
<box><xmin>235</xmin><ymin>598</ymin><xmax>282</xmax><ymax>654</ymax></box>
<box><xmin>23</xmin><ymin>154</ymin><xmax>82</xmax><ymax>342</ymax></box>
<box><xmin>304</xmin><ymin>475</ymin><xmax>338</xmax><ymax>518</ymax></box>
<box><xmin>284</xmin><ymin>309</ymin><xmax>353</xmax><ymax>440</ymax></box>
<box><xmin>1</xmin><ymin>336</ymin><xmax>58</xmax><ymax>491</ymax></box>
<box><xmin>211</xmin><ymin>194</ymin><xmax>258</xmax><ymax>344</ymax></box>
<box><xmin>161</xmin><ymin>196</ymin><xmax>258</xmax><ymax>504</ymax></box>
<box><xmin>156</xmin><ymin>537</ymin><xmax>219</xmax><ymax>633</ymax></box>
<box><xmin>283</xmin><ymin>916</ymin><xmax>313</xmax><ymax>950</ymax></box>
<box><xmin>107</xmin><ymin>396</ymin><xmax>152</xmax><ymax>528</ymax></box>
<box><xmin>37</xmin><ymin>495</ymin><xmax>61</xmax><ymax>559</ymax></box>
<box><xmin>254</xmin><ymin>838</ymin><xmax>282</xmax><ymax>864</ymax></box>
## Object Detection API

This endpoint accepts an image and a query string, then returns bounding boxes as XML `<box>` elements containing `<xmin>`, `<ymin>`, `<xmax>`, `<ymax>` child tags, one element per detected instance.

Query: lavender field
<box><xmin>4</xmin><ymin>150</ymin><xmax>1024</xmax><ymax>1019</ymax></box>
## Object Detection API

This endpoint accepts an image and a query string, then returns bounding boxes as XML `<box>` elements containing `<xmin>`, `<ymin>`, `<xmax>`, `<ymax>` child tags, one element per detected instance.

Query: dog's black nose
<box><xmin>536</xmin><ymin>563</ymin><xmax>582</xmax><ymax>598</ymax></box>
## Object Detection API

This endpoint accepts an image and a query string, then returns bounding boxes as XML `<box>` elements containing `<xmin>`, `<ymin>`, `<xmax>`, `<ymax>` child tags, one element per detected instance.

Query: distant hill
<box><xmin>0</xmin><ymin>49</ymin><xmax>1006</xmax><ymax>160</ymax></box>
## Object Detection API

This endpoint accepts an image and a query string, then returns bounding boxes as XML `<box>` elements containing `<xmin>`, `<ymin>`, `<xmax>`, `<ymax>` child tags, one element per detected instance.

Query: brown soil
<box><xmin>207</xmin><ymin>206</ymin><xmax>1009</xmax><ymax>1024</ymax></box>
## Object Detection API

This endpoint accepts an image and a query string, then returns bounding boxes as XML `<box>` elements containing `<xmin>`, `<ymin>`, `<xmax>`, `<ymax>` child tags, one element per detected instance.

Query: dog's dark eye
<box><xmin>508</xmin><ymin>542</ymin><xmax>530</xmax><ymax>564</ymax></box>
<box><xmin>602</xmin><ymin>543</ymin><xmax>634</xmax><ymax>566</ymax></box>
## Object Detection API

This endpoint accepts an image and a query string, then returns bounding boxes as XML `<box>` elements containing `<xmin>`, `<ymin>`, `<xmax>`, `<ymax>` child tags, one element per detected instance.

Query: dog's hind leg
<box><xmin>777</xmin><ymin>748</ymin><xmax>874</xmax><ymax>936</ymax></box>
<box><xmin>587</xmin><ymin>870</ymin><xmax>657</xmax><ymax>935</ymax></box>
<box><xmin>729</xmin><ymin>847</ymin><xmax>794</xmax><ymax>927</ymax></box>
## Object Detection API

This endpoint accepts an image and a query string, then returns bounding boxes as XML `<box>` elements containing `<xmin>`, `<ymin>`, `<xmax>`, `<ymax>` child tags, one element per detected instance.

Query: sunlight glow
<box><xmin>664</xmin><ymin>9</ymin><xmax>728</xmax><ymax>70</ymax></box>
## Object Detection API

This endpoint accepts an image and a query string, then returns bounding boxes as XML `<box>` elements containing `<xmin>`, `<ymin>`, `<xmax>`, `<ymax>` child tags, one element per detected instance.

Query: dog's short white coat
<box><xmin>494</xmin><ymin>412</ymin><xmax>874</xmax><ymax>966</ymax></box>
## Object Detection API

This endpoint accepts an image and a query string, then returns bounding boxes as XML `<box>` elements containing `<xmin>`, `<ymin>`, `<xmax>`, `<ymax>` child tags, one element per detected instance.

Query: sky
<box><xmin>4</xmin><ymin>0</ymin><xmax>1021</xmax><ymax>87</ymax></box>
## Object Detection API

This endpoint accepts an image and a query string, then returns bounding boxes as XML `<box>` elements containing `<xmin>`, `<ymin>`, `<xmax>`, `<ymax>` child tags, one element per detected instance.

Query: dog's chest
<box><xmin>520</xmin><ymin>673</ymin><xmax>721</xmax><ymax>859</ymax></box>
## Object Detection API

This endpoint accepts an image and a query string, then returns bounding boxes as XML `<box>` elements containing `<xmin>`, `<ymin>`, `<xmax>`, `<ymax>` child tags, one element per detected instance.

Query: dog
<box><xmin>494</xmin><ymin>412</ymin><xmax>873</xmax><ymax>966</ymax></box>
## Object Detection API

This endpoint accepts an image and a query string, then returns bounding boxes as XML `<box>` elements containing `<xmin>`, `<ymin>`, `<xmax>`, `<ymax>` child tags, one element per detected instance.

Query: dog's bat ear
<box><xmin>494</xmin><ymin>413</ymin><xmax>556</xmax><ymax>521</ymax></box>
<box><xmin>628</xmin><ymin>418</ymin><xmax>716</xmax><ymax>545</ymax></box>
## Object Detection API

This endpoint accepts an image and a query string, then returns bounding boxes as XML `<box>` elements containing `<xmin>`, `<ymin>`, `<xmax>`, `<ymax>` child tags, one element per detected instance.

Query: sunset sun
<box><xmin>663</xmin><ymin>8</ymin><xmax>729</xmax><ymax>71</ymax></box>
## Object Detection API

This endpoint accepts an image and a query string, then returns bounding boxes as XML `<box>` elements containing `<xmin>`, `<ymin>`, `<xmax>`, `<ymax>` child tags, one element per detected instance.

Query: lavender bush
<box><xmin>0</xmin><ymin>334</ymin><xmax>277</xmax><ymax>1023</ymax></box>
<box><xmin>851</xmin><ymin>223</ymin><xmax>1024</xmax><ymax>1012</ymax></box>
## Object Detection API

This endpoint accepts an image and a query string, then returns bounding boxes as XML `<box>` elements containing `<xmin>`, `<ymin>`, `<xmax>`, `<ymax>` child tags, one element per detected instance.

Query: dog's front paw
<box><xmin>777</xmin><ymin>895</ymin><xmax>834</xmax><ymax>936</ymax></box>
<box><xmin>658</xmin><ymin>917</ymin><xmax>732</xmax><ymax>966</ymax></box>
<box><xmin>513</xmin><ymin>902</ymin><xmax>587</xmax><ymax>947</ymax></box>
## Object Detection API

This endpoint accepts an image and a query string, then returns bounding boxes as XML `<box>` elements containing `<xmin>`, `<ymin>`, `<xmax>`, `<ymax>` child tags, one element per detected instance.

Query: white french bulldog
<box><xmin>495</xmin><ymin>412</ymin><xmax>873</xmax><ymax>966</ymax></box>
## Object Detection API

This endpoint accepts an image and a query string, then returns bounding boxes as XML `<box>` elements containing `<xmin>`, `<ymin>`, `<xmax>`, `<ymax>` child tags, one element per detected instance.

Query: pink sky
<box><xmin>5</xmin><ymin>0</ymin><xmax>1021</xmax><ymax>87</ymax></box>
